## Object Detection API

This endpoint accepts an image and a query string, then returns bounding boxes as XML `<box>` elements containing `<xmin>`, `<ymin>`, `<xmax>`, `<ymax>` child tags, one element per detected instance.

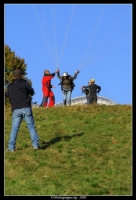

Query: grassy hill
<box><xmin>4</xmin><ymin>104</ymin><xmax>132</xmax><ymax>196</ymax></box>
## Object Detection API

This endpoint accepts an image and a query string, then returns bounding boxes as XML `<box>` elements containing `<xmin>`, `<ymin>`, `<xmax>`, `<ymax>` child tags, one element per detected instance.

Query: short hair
<box><xmin>13</xmin><ymin>69</ymin><xmax>22</xmax><ymax>78</ymax></box>
<box><xmin>44</xmin><ymin>70</ymin><xmax>50</xmax><ymax>74</ymax></box>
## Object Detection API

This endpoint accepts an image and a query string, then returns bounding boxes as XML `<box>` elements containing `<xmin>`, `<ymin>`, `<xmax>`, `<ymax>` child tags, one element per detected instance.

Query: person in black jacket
<box><xmin>5</xmin><ymin>69</ymin><xmax>40</xmax><ymax>152</ymax></box>
<box><xmin>81</xmin><ymin>79</ymin><xmax>101</xmax><ymax>104</ymax></box>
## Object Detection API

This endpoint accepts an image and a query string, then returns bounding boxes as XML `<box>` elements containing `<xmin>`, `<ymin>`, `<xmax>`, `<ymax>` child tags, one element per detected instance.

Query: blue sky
<box><xmin>4</xmin><ymin>3</ymin><xmax>132</xmax><ymax>105</ymax></box>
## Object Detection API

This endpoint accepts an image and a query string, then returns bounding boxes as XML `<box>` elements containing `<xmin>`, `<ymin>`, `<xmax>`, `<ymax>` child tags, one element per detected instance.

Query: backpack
<box><xmin>58</xmin><ymin>75</ymin><xmax>75</xmax><ymax>92</ymax></box>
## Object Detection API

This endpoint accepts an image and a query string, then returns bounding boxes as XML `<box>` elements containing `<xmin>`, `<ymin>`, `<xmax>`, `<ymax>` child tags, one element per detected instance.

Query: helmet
<box><xmin>90</xmin><ymin>79</ymin><xmax>95</xmax><ymax>83</ymax></box>
<box><xmin>63</xmin><ymin>72</ymin><xmax>68</xmax><ymax>76</ymax></box>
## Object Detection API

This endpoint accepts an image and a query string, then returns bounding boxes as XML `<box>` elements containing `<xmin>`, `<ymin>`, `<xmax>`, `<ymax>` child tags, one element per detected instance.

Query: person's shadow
<box><xmin>40</xmin><ymin>132</ymin><xmax>85</xmax><ymax>150</ymax></box>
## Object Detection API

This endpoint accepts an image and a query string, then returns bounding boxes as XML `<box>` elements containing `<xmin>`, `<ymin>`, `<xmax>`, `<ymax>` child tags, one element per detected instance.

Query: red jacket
<box><xmin>42</xmin><ymin>73</ymin><xmax>55</xmax><ymax>90</ymax></box>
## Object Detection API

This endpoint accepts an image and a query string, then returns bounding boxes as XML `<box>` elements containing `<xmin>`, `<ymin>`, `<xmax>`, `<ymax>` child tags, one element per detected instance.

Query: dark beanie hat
<box><xmin>13</xmin><ymin>69</ymin><xmax>22</xmax><ymax>76</ymax></box>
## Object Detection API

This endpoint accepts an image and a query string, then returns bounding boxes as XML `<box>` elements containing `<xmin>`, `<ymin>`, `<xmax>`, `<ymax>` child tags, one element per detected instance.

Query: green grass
<box><xmin>4</xmin><ymin>104</ymin><xmax>132</xmax><ymax>196</ymax></box>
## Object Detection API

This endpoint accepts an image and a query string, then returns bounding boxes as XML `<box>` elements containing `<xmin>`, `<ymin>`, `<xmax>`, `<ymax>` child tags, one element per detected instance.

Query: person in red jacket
<box><xmin>40</xmin><ymin>69</ymin><xmax>57</xmax><ymax>107</ymax></box>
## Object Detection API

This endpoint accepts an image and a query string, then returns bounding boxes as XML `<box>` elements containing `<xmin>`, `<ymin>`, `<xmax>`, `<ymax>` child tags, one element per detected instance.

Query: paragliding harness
<box><xmin>58</xmin><ymin>75</ymin><xmax>75</xmax><ymax>93</ymax></box>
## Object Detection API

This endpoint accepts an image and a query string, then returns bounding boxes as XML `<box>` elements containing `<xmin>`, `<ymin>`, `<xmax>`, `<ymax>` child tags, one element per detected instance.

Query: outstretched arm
<box><xmin>71</xmin><ymin>70</ymin><xmax>80</xmax><ymax>80</ymax></box>
<box><xmin>56</xmin><ymin>69</ymin><xmax>63</xmax><ymax>79</ymax></box>
<box><xmin>42</xmin><ymin>72</ymin><xmax>56</xmax><ymax>86</ymax></box>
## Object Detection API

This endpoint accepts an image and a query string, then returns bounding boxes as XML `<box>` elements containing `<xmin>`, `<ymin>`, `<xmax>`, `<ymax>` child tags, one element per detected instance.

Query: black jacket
<box><xmin>5</xmin><ymin>78</ymin><xmax>35</xmax><ymax>112</ymax></box>
<box><xmin>83</xmin><ymin>83</ymin><xmax>101</xmax><ymax>97</ymax></box>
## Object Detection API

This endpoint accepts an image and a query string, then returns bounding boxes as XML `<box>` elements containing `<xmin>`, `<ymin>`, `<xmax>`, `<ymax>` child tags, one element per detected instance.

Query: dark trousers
<box><xmin>87</xmin><ymin>96</ymin><xmax>97</xmax><ymax>104</ymax></box>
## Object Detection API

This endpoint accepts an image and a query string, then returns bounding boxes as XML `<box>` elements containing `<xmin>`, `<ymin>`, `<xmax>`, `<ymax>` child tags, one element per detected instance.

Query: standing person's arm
<box><xmin>81</xmin><ymin>85</ymin><xmax>90</xmax><ymax>96</ymax></box>
<box><xmin>25</xmin><ymin>81</ymin><xmax>35</xmax><ymax>95</ymax></box>
<box><xmin>43</xmin><ymin>73</ymin><xmax>56</xmax><ymax>82</ymax></box>
<box><xmin>42</xmin><ymin>73</ymin><xmax>56</xmax><ymax>86</ymax></box>
<box><xmin>96</xmin><ymin>85</ymin><xmax>101</xmax><ymax>93</ymax></box>
<box><xmin>82</xmin><ymin>85</ymin><xmax>89</xmax><ymax>89</ymax></box>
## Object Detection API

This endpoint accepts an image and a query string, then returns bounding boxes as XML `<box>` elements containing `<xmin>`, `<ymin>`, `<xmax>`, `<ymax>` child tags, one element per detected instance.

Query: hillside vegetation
<box><xmin>5</xmin><ymin>104</ymin><xmax>132</xmax><ymax>196</ymax></box>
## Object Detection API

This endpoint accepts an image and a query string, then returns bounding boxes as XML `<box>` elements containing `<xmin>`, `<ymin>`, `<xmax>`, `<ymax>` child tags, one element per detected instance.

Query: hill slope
<box><xmin>5</xmin><ymin>104</ymin><xmax>132</xmax><ymax>196</ymax></box>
